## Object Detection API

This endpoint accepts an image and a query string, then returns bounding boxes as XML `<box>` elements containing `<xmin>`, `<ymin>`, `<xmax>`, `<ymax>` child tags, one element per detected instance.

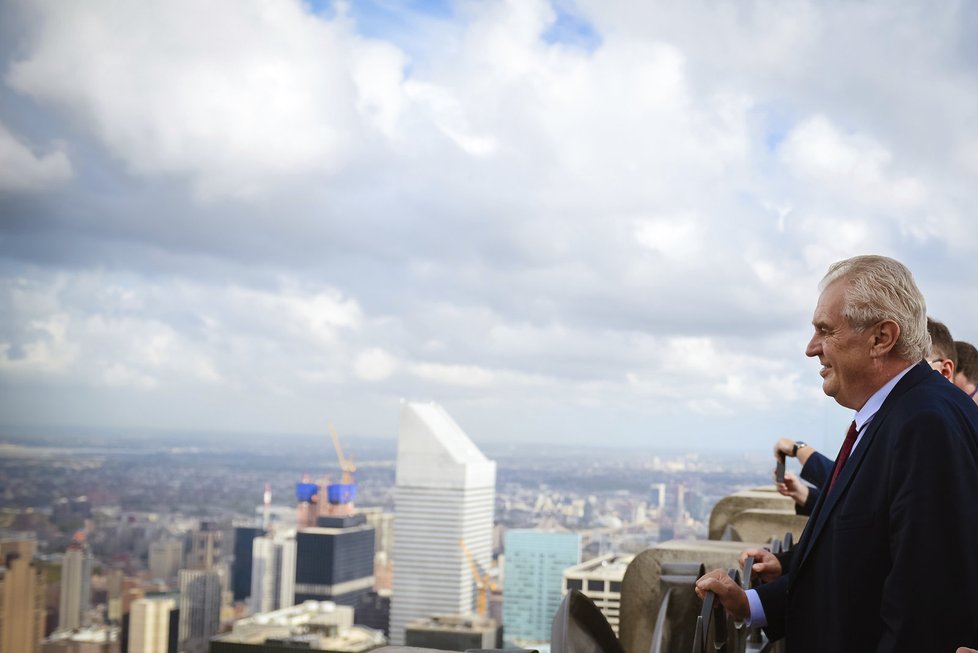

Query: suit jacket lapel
<box><xmin>793</xmin><ymin>361</ymin><xmax>932</xmax><ymax>573</ymax></box>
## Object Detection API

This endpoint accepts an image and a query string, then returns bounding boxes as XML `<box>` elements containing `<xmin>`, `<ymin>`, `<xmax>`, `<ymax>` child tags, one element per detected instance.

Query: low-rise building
<box><xmin>210</xmin><ymin>600</ymin><xmax>384</xmax><ymax>653</ymax></box>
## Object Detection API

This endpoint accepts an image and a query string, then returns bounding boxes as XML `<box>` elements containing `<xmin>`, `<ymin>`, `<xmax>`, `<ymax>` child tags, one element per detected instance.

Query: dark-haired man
<box><xmin>954</xmin><ymin>340</ymin><xmax>978</xmax><ymax>405</ymax></box>
<box><xmin>926</xmin><ymin>317</ymin><xmax>957</xmax><ymax>380</ymax></box>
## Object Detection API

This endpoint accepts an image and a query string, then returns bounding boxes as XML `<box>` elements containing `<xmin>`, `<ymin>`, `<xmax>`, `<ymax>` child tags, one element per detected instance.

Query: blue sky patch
<box><xmin>542</xmin><ymin>3</ymin><xmax>601</xmax><ymax>52</ymax></box>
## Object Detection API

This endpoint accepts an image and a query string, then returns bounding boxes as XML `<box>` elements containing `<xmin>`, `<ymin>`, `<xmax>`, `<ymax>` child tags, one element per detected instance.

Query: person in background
<box><xmin>954</xmin><ymin>340</ymin><xmax>978</xmax><ymax>405</ymax></box>
<box><xmin>926</xmin><ymin>317</ymin><xmax>957</xmax><ymax>380</ymax></box>
<box><xmin>771</xmin><ymin>438</ymin><xmax>831</xmax><ymax>516</ymax></box>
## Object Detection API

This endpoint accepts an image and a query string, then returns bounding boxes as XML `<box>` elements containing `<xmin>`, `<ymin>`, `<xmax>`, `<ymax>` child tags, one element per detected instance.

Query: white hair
<box><xmin>820</xmin><ymin>255</ymin><xmax>929</xmax><ymax>363</ymax></box>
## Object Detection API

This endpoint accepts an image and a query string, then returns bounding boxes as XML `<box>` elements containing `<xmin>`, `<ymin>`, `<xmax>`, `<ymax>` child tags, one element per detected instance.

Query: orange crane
<box><xmin>327</xmin><ymin>421</ymin><xmax>356</xmax><ymax>484</ymax></box>
<box><xmin>324</xmin><ymin>422</ymin><xmax>357</xmax><ymax>513</ymax></box>
<box><xmin>459</xmin><ymin>539</ymin><xmax>496</xmax><ymax>617</ymax></box>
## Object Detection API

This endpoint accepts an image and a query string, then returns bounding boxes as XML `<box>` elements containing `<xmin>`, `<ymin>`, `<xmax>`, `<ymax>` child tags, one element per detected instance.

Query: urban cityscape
<box><xmin>0</xmin><ymin>401</ymin><xmax>776</xmax><ymax>652</ymax></box>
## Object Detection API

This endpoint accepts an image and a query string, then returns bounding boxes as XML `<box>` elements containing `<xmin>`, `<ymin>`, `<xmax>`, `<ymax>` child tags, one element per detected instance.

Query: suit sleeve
<box><xmin>795</xmin><ymin>486</ymin><xmax>819</xmax><ymax>516</ymax></box>
<box><xmin>753</xmin><ymin>575</ymin><xmax>788</xmax><ymax>642</ymax></box>
<box><xmin>800</xmin><ymin>450</ymin><xmax>834</xmax><ymax>489</ymax></box>
<box><xmin>878</xmin><ymin>409</ymin><xmax>978</xmax><ymax>652</ymax></box>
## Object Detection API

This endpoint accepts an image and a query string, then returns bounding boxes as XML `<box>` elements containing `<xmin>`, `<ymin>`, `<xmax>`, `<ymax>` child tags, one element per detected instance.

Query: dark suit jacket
<box><xmin>794</xmin><ymin>451</ymin><xmax>834</xmax><ymax>516</ymax></box>
<box><xmin>756</xmin><ymin>362</ymin><xmax>978</xmax><ymax>652</ymax></box>
<box><xmin>800</xmin><ymin>449</ymin><xmax>833</xmax><ymax>487</ymax></box>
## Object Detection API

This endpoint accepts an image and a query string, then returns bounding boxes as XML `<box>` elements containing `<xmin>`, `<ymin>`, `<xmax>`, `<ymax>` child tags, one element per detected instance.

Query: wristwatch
<box><xmin>792</xmin><ymin>441</ymin><xmax>808</xmax><ymax>457</ymax></box>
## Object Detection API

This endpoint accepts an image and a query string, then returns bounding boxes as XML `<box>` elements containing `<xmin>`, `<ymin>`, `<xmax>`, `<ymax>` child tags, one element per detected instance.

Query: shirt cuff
<box><xmin>745</xmin><ymin>588</ymin><xmax>767</xmax><ymax>627</ymax></box>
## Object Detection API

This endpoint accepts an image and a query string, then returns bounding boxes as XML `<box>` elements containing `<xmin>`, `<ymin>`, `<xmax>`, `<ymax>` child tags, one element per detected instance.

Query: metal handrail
<box><xmin>692</xmin><ymin>568</ymin><xmax>739</xmax><ymax>653</ymax></box>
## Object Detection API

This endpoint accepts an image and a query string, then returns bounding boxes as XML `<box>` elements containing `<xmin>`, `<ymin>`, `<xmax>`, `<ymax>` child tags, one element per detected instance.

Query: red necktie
<box><xmin>828</xmin><ymin>420</ymin><xmax>859</xmax><ymax>491</ymax></box>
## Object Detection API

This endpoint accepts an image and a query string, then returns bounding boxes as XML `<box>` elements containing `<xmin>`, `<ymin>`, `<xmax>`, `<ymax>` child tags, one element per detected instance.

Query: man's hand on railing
<box><xmin>694</xmin><ymin>569</ymin><xmax>749</xmax><ymax>622</ymax></box>
<box><xmin>738</xmin><ymin>547</ymin><xmax>782</xmax><ymax>583</ymax></box>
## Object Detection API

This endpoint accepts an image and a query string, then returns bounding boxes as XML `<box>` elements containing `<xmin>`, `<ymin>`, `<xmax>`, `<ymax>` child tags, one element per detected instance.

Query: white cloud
<box><xmin>353</xmin><ymin>347</ymin><xmax>397</xmax><ymax>381</ymax></box>
<box><xmin>779</xmin><ymin>115</ymin><xmax>927</xmax><ymax>211</ymax></box>
<box><xmin>101</xmin><ymin>363</ymin><xmax>158</xmax><ymax>390</ymax></box>
<box><xmin>0</xmin><ymin>121</ymin><xmax>72</xmax><ymax>192</ymax></box>
<box><xmin>5</xmin><ymin>0</ymin><xmax>403</xmax><ymax>199</ymax></box>
<box><xmin>633</xmin><ymin>214</ymin><xmax>704</xmax><ymax>259</ymax></box>
<box><xmin>0</xmin><ymin>314</ymin><xmax>78</xmax><ymax>374</ymax></box>
<box><xmin>2</xmin><ymin>0</ymin><xmax>978</xmax><ymax>448</ymax></box>
<box><xmin>224</xmin><ymin>284</ymin><xmax>363</xmax><ymax>347</ymax></box>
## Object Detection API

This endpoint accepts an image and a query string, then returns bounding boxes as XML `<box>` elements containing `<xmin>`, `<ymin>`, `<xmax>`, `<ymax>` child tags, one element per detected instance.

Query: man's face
<box><xmin>954</xmin><ymin>371</ymin><xmax>968</xmax><ymax>391</ymax></box>
<box><xmin>805</xmin><ymin>279</ymin><xmax>876</xmax><ymax>410</ymax></box>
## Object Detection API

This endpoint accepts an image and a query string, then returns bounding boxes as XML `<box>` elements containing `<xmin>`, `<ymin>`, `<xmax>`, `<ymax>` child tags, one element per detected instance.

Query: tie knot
<box><xmin>846</xmin><ymin>420</ymin><xmax>859</xmax><ymax>440</ymax></box>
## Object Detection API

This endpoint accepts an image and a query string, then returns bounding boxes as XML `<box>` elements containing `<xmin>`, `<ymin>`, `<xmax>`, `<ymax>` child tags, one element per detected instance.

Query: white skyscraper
<box><xmin>249</xmin><ymin>533</ymin><xmax>296</xmax><ymax>614</ymax></box>
<box><xmin>129</xmin><ymin>597</ymin><xmax>175</xmax><ymax>653</ymax></box>
<box><xmin>58</xmin><ymin>539</ymin><xmax>92</xmax><ymax>631</ymax></box>
<box><xmin>390</xmin><ymin>401</ymin><xmax>496</xmax><ymax>644</ymax></box>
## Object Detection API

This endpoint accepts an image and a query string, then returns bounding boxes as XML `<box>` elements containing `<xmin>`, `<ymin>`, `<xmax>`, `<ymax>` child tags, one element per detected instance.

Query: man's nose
<box><xmin>805</xmin><ymin>336</ymin><xmax>820</xmax><ymax>358</ymax></box>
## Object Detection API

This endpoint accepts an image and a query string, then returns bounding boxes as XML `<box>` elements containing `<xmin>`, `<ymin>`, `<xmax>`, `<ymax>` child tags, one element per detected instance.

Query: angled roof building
<box><xmin>389</xmin><ymin>401</ymin><xmax>496</xmax><ymax>644</ymax></box>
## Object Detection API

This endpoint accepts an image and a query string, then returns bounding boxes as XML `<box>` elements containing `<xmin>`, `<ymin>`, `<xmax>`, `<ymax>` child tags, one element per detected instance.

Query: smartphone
<box><xmin>775</xmin><ymin>453</ymin><xmax>786</xmax><ymax>484</ymax></box>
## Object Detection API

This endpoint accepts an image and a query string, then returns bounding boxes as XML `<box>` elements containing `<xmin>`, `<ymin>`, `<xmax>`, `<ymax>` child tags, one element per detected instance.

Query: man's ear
<box><xmin>940</xmin><ymin>359</ymin><xmax>955</xmax><ymax>381</ymax></box>
<box><xmin>869</xmin><ymin>319</ymin><xmax>900</xmax><ymax>358</ymax></box>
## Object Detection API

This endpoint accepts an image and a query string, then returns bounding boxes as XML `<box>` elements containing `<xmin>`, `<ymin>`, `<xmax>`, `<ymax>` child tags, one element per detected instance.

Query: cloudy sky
<box><xmin>1</xmin><ymin>0</ymin><xmax>976</xmax><ymax>453</ymax></box>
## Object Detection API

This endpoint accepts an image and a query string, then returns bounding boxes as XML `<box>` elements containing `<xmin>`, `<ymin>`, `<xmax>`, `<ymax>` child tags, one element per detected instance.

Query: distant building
<box><xmin>41</xmin><ymin>626</ymin><xmax>119</xmax><ymax>653</ymax></box>
<box><xmin>149</xmin><ymin>541</ymin><xmax>183</xmax><ymax>585</ymax></box>
<box><xmin>404</xmin><ymin>614</ymin><xmax>501</xmax><ymax>651</ymax></box>
<box><xmin>651</xmin><ymin>483</ymin><xmax>666</xmax><ymax>511</ymax></box>
<box><xmin>354</xmin><ymin>591</ymin><xmax>390</xmax><ymax>639</ymax></box>
<box><xmin>187</xmin><ymin>522</ymin><xmax>223</xmax><ymax>571</ymax></box>
<box><xmin>128</xmin><ymin>597</ymin><xmax>174</xmax><ymax>653</ymax></box>
<box><xmin>294</xmin><ymin>515</ymin><xmax>374</xmax><ymax>607</ymax></box>
<box><xmin>59</xmin><ymin>537</ymin><xmax>93</xmax><ymax>631</ymax></box>
<box><xmin>357</xmin><ymin>507</ymin><xmax>393</xmax><ymax>566</ymax></box>
<box><xmin>249</xmin><ymin>534</ymin><xmax>295</xmax><ymax>614</ymax></box>
<box><xmin>390</xmin><ymin>401</ymin><xmax>496</xmax><ymax>645</ymax></box>
<box><xmin>230</xmin><ymin>527</ymin><xmax>263</xmax><ymax>603</ymax></box>
<box><xmin>503</xmin><ymin>530</ymin><xmax>581</xmax><ymax>644</ymax></box>
<box><xmin>562</xmin><ymin>554</ymin><xmax>634</xmax><ymax>636</ymax></box>
<box><xmin>0</xmin><ymin>537</ymin><xmax>46</xmax><ymax>653</ymax></box>
<box><xmin>210</xmin><ymin>600</ymin><xmax>384</xmax><ymax>653</ymax></box>
<box><xmin>177</xmin><ymin>569</ymin><xmax>221</xmax><ymax>653</ymax></box>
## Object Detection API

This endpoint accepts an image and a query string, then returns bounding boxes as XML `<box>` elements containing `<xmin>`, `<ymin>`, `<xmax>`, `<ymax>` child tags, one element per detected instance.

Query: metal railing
<box><xmin>690</xmin><ymin>532</ymin><xmax>793</xmax><ymax>653</ymax></box>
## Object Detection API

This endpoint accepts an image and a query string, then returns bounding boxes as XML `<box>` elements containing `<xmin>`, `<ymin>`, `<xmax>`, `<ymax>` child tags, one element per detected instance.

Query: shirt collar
<box><xmin>853</xmin><ymin>363</ymin><xmax>916</xmax><ymax>431</ymax></box>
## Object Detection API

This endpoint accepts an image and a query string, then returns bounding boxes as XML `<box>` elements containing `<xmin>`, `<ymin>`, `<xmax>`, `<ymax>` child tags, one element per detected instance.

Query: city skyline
<box><xmin>0</xmin><ymin>401</ymin><xmax>779</xmax><ymax>650</ymax></box>
<box><xmin>3</xmin><ymin>0</ymin><xmax>977</xmax><ymax>454</ymax></box>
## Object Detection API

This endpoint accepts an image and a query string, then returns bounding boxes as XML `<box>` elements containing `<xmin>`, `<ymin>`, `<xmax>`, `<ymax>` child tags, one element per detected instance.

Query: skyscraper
<box><xmin>249</xmin><ymin>533</ymin><xmax>296</xmax><ymax>614</ymax></box>
<box><xmin>0</xmin><ymin>538</ymin><xmax>45</xmax><ymax>653</ymax></box>
<box><xmin>231</xmin><ymin>527</ymin><xmax>264</xmax><ymax>603</ymax></box>
<box><xmin>188</xmin><ymin>522</ymin><xmax>223</xmax><ymax>571</ymax></box>
<box><xmin>502</xmin><ymin>530</ymin><xmax>581</xmax><ymax>644</ymax></box>
<box><xmin>294</xmin><ymin>515</ymin><xmax>374</xmax><ymax>607</ymax></box>
<box><xmin>389</xmin><ymin>401</ymin><xmax>496</xmax><ymax>644</ymax></box>
<box><xmin>178</xmin><ymin>569</ymin><xmax>221</xmax><ymax>653</ymax></box>
<box><xmin>149</xmin><ymin>540</ymin><xmax>184</xmax><ymax>584</ymax></box>
<box><xmin>58</xmin><ymin>535</ymin><xmax>93</xmax><ymax>631</ymax></box>
<box><xmin>128</xmin><ymin>597</ymin><xmax>175</xmax><ymax>653</ymax></box>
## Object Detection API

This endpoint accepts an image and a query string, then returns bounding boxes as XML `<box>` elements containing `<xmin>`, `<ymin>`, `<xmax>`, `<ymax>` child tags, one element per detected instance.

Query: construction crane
<box><xmin>459</xmin><ymin>539</ymin><xmax>496</xmax><ymax>617</ymax></box>
<box><xmin>328</xmin><ymin>421</ymin><xmax>356</xmax><ymax>483</ymax></box>
<box><xmin>325</xmin><ymin>421</ymin><xmax>357</xmax><ymax>511</ymax></box>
